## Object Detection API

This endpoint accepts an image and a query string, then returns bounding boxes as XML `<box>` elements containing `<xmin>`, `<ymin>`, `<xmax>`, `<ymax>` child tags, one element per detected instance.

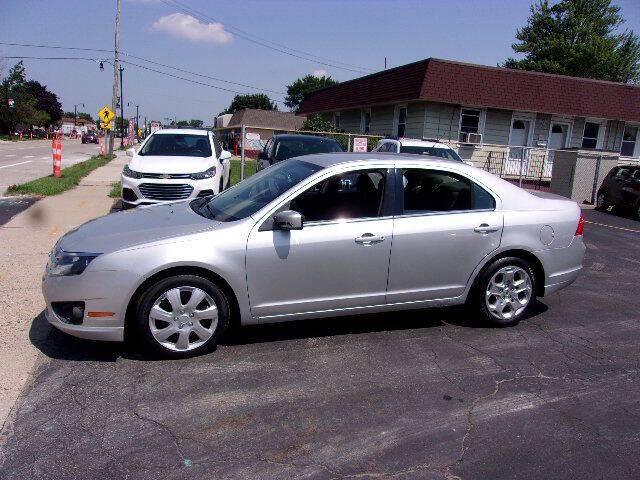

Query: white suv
<box><xmin>121</xmin><ymin>129</ymin><xmax>231</xmax><ymax>208</ymax></box>
<box><xmin>374</xmin><ymin>138</ymin><xmax>465</xmax><ymax>162</ymax></box>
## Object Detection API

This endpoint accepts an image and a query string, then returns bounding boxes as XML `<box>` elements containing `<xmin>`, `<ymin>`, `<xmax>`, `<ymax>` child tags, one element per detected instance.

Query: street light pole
<box><xmin>119</xmin><ymin>65</ymin><xmax>124</xmax><ymax>148</ymax></box>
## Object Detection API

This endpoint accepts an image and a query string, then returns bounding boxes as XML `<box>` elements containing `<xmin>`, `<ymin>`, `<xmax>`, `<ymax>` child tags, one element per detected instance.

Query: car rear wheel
<box><xmin>135</xmin><ymin>275</ymin><xmax>230</xmax><ymax>358</ymax></box>
<box><xmin>595</xmin><ymin>192</ymin><xmax>608</xmax><ymax>211</ymax></box>
<box><xmin>474</xmin><ymin>257</ymin><xmax>536</xmax><ymax>327</ymax></box>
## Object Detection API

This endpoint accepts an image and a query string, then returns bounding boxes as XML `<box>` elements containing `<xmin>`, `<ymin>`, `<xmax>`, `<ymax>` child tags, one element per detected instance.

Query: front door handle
<box><xmin>474</xmin><ymin>224</ymin><xmax>500</xmax><ymax>234</ymax></box>
<box><xmin>355</xmin><ymin>233</ymin><xmax>385</xmax><ymax>245</ymax></box>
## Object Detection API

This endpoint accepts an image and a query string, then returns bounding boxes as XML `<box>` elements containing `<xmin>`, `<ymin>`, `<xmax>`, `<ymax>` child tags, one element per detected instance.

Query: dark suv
<box><xmin>596</xmin><ymin>165</ymin><xmax>640</xmax><ymax>218</ymax></box>
<box><xmin>257</xmin><ymin>134</ymin><xmax>342</xmax><ymax>170</ymax></box>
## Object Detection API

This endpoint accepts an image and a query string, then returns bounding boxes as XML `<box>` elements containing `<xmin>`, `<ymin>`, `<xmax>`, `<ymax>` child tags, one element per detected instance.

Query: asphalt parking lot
<box><xmin>1</xmin><ymin>208</ymin><xmax>639</xmax><ymax>480</ymax></box>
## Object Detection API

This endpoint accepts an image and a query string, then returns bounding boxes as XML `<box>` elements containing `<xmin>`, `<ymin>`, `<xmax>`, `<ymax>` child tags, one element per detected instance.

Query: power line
<box><xmin>158</xmin><ymin>0</ymin><xmax>371</xmax><ymax>74</ymax></box>
<box><xmin>0</xmin><ymin>55</ymin><xmax>286</xmax><ymax>104</ymax></box>
<box><xmin>0</xmin><ymin>41</ymin><xmax>286</xmax><ymax>95</ymax></box>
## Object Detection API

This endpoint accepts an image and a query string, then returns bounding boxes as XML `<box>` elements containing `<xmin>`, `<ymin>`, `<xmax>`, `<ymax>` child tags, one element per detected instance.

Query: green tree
<box><xmin>176</xmin><ymin>120</ymin><xmax>189</xmax><ymax>127</ymax></box>
<box><xmin>285</xmin><ymin>74</ymin><xmax>339</xmax><ymax>111</ymax></box>
<box><xmin>503</xmin><ymin>0</ymin><xmax>640</xmax><ymax>83</ymax></box>
<box><xmin>300</xmin><ymin>114</ymin><xmax>337</xmax><ymax>132</ymax></box>
<box><xmin>220</xmin><ymin>93</ymin><xmax>277</xmax><ymax>115</ymax></box>
<box><xmin>22</xmin><ymin>80</ymin><xmax>62</xmax><ymax>127</ymax></box>
<box><xmin>188</xmin><ymin>119</ymin><xmax>204</xmax><ymax>128</ymax></box>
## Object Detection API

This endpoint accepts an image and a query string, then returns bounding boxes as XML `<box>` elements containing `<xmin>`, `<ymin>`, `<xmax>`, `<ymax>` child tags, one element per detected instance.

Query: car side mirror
<box><xmin>126</xmin><ymin>147</ymin><xmax>136</xmax><ymax>157</ymax></box>
<box><xmin>219</xmin><ymin>150</ymin><xmax>231</xmax><ymax>162</ymax></box>
<box><xmin>258</xmin><ymin>150</ymin><xmax>268</xmax><ymax>161</ymax></box>
<box><xmin>273</xmin><ymin>210</ymin><xmax>303</xmax><ymax>231</ymax></box>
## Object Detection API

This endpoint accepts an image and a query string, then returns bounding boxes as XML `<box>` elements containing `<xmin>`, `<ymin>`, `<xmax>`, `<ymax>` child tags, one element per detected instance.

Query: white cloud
<box><xmin>312</xmin><ymin>69</ymin><xmax>328</xmax><ymax>78</ymax></box>
<box><xmin>152</xmin><ymin>13</ymin><xmax>232</xmax><ymax>44</ymax></box>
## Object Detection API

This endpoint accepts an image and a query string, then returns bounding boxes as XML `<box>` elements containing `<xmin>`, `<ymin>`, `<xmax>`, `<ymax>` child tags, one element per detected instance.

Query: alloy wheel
<box><xmin>148</xmin><ymin>286</ymin><xmax>218</xmax><ymax>351</ymax></box>
<box><xmin>596</xmin><ymin>193</ymin><xmax>606</xmax><ymax>209</ymax></box>
<box><xmin>485</xmin><ymin>266</ymin><xmax>532</xmax><ymax>321</ymax></box>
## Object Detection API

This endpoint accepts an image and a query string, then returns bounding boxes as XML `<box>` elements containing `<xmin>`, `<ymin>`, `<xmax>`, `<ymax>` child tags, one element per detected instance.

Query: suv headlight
<box><xmin>47</xmin><ymin>248</ymin><xmax>100</xmax><ymax>276</ymax></box>
<box><xmin>191</xmin><ymin>167</ymin><xmax>216</xmax><ymax>180</ymax></box>
<box><xmin>123</xmin><ymin>165</ymin><xmax>143</xmax><ymax>179</ymax></box>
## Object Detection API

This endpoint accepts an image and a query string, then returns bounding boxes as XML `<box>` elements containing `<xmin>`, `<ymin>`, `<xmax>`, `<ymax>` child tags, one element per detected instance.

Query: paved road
<box><xmin>0</xmin><ymin>209</ymin><xmax>639</xmax><ymax>479</ymax></box>
<box><xmin>0</xmin><ymin>139</ymin><xmax>101</xmax><ymax>194</ymax></box>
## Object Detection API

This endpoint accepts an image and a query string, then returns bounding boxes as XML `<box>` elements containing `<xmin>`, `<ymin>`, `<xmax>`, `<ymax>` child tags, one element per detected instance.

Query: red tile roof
<box><xmin>298</xmin><ymin>58</ymin><xmax>640</xmax><ymax>122</ymax></box>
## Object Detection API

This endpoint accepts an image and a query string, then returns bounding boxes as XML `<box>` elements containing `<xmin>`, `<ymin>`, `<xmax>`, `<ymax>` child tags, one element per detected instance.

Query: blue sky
<box><xmin>2</xmin><ymin>0</ymin><xmax>639</xmax><ymax>124</ymax></box>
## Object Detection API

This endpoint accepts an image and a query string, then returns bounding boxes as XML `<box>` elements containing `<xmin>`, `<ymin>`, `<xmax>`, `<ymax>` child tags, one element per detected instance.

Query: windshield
<box><xmin>399</xmin><ymin>146</ymin><xmax>462</xmax><ymax>161</ymax></box>
<box><xmin>274</xmin><ymin>137</ymin><xmax>342</xmax><ymax>161</ymax></box>
<box><xmin>139</xmin><ymin>134</ymin><xmax>212</xmax><ymax>157</ymax></box>
<box><xmin>192</xmin><ymin>159</ymin><xmax>323</xmax><ymax>221</ymax></box>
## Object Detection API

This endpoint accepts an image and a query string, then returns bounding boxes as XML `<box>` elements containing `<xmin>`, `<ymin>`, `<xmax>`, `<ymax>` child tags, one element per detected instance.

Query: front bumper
<box><xmin>121</xmin><ymin>174</ymin><xmax>219</xmax><ymax>207</ymax></box>
<box><xmin>42</xmin><ymin>268</ymin><xmax>134</xmax><ymax>342</ymax></box>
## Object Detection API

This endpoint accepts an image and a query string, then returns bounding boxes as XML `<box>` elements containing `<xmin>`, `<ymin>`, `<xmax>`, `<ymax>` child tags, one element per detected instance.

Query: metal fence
<box><xmin>216</xmin><ymin>125</ymin><xmax>628</xmax><ymax>204</ymax></box>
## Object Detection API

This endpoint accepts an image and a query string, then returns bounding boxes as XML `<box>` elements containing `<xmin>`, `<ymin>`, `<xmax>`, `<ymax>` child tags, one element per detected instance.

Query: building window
<box><xmin>460</xmin><ymin>108</ymin><xmax>482</xmax><ymax>134</ymax></box>
<box><xmin>621</xmin><ymin>125</ymin><xmax>638</xmax><ymax>157</ymax></box>
<box><xmin>397</xmin><ymin>106</ymin><xmax>407</xmax><ymax>137</ymax></box>
<box><xmin>361</xmin><ymin>109</ymin><xmax>371</xmax><ymax>134</ymax></box>
<box><xmin>334</xmin><ymin>112</ymin><xmax>341</xmax><ymax>131</ymax></box>
<box><xmin>582</xmin><ymin>121</ymin><xmax>601</xmax><ymax>149</ymax></box>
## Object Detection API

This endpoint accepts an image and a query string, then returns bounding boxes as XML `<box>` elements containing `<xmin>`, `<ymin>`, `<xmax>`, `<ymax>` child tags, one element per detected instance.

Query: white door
<box><xmin>546</xmin><ymin>123</ymin><xmax>569</xmax><ymax>178</ymax></box>
<box><xmin>507</xmin><ymin>118</ymin><xmax>532</xmax><ymax>176</ymax></box>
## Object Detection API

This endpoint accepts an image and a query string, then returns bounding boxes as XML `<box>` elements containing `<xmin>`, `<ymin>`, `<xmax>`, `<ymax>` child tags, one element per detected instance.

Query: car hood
<box><xmin>129</xmin><ymin>155</ymin><xmax>214</xmax><ymax>174</ymax></box>
<box><xmin>58</xmin><ymin>202</ymin><xmax>219</xmax><ymax>254</ymax></box>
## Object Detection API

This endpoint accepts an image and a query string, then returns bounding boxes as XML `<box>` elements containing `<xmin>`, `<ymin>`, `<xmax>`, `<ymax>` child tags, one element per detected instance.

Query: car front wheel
<box><xmin>135</xmin><ymin>275</ymin><xmax>230</xmax><ymax>358</ymax></box>
<box><xmin>595</xmin><ymin>192</ymin><xmax>608</xmax><ymax>211</ymax></box>
<box><xmin>475</xmin><ymin>257</ymin><xmax>536</xmax><ymax>327</ymax></box>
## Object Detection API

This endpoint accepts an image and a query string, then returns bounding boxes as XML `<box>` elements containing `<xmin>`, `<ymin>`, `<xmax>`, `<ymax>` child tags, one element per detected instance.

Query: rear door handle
<box><xmin>474</xmin><ymin>223</ymin><xmax>500</xmax><ymax>234</ymax></box>
<box><xmin>355</xmin><ymin>233</ymin><xmax>385</xmax><ymax>245</ymax></box>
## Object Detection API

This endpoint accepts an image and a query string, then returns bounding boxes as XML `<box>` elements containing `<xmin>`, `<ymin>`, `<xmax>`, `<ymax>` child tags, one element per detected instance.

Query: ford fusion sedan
<box><xmin>121</xmin><ymin>129</ymin><xmax>232</xmax><ymax>207</ymax></box>
<box><xmin>44</xmin><ymin>153</ymin><xmax>585</xmax><ymax>358</ymax></box>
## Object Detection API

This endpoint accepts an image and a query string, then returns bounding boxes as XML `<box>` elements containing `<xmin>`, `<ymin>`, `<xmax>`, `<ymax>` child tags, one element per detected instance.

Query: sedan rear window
<box><xmin>399</xmin><ymin>146</ymin><xmax>462</xmax><ymax>161</ymax></box>
<box><xmin>274</xmin><ymin>138</ymin><xmax>342</xmax><ymax>161</ymax></box>
<box><xmin>139</xmin><ymin>134</ymin><xmax>212</xmax><ymax>157</ymax></box>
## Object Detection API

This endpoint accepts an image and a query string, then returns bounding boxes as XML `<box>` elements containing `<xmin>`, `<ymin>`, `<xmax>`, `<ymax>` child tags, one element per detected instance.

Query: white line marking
<box><xmin>584</xmin><ymin>220</ymin><xmax>640</xmax><ymax>234</ymax></box>
<box><xmin>5</xmin><ymin>154</ymin><xmax>16</xmax><ymax>157</ymax></box>
<box><xmin>23</xmin><ymin>155</ymin><xmax>35</xmax><ymax>158</ymax></box>
<box><xmin>40</xmin><ymin>156</ymin><xmax>49</xmax><ymax>160</ymax></box>
<box><xmin>0</xmin><ymin>160</ymin><xmax>32</xmax><ymax>169</ymax></box>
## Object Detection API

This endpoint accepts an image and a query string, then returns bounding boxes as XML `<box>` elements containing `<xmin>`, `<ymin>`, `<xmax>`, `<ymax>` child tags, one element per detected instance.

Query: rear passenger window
<box><xmin>400</xmin><ymin>169</ymin><xmax>495</xmax><ymax>213</ymax></box>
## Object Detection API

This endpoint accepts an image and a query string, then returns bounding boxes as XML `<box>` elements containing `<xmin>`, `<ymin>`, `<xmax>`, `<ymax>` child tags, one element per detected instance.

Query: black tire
<box><xmin>134</xmin><ymin>274</ymin><xmax>230</xmax><ymax>358</ymax></box>
<box><xmin>473</xmin><ymin>257</ymin><xmax>537</xmax><ymax>327</ymax></box>
<box><xmin>595</xmin><ymin>191</ymin><xmax>608</xmax><ymax>212</ymax></box>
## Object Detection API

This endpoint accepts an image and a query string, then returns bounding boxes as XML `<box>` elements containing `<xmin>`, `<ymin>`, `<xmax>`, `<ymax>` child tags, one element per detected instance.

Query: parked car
<box><xmin>120</xmin><ymin>129</ymin><xmax>231</xmax><ymax>208</ymax></box>
<box><xmin>257</xmin><ymin>134</ymin><xmax>342</xmax><ymax>170</ymax></box>
<box><xmin>374</xmin><ymin>138</ymin><xmax>466</xmax><ymax>162</ymax></box>
<box><xmin>81</xmin><ymin>132</ymin><xmax>99</xmax><ymax>144</ymax></box>
<box><xmin>43</xmin><ymin>153</ymin><xmax>585</xmax><ymax>358</ymax></box>
<box><xmin>596</xmin><ymin>165</ymin><xmax>640</xmax><ymax>218</ymax></box>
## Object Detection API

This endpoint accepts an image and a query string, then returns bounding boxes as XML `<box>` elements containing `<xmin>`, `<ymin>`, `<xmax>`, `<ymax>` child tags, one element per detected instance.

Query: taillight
<box><xmin>575</xmin><ymin>213</ymin><xmax>584</xmax><ymax>236</ymax></box>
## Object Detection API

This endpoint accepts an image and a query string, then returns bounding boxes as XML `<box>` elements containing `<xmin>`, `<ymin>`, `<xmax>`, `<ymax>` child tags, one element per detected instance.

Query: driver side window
<box><xmin>290</xmin><ymin>169</ymin><xmax>387</xmax><ymax>222</ymax></box>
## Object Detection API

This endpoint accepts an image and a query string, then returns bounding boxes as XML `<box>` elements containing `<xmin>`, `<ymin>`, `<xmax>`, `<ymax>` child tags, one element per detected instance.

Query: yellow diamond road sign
<box><xmin>98</xmin><ymin>105</ymin><xmax>115</xmax><ymax>123</ymax></box>
<box><xmin>100</xmin><ymin>121</ymin><xmax>112</xmax><ymax>130</ymax></box>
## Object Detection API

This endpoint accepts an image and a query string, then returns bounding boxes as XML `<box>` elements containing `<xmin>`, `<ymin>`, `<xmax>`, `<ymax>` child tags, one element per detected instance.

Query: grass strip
<box><xmin>7</xmin><ymin>154</ymin><xmax>115</xmax><ymax>196</ymax></box>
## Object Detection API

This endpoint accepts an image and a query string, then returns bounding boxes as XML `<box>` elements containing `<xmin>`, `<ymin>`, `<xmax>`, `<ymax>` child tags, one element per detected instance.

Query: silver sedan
<box><xmin>43</xmin><ymin>153</ymin><xmax>585</xmax><ymax>358</ymax></box>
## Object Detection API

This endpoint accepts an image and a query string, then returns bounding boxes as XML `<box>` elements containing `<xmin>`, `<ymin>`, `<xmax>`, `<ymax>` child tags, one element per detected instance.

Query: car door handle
<box><xmin>355</xmin><ymin>233</ymin><xmax>385</xmax><ymax>245</ymax></box>
<box><xmin>474</xmin><ymin>224</ymin><xmax>500</xmax><ymax>234</ymax></box>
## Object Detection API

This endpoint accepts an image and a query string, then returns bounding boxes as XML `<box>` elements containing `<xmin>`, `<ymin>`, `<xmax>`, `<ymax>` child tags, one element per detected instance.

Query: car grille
<box><xmin>139</xmin><ymin>183</ymin><xmax>194</xmax><ymax>201</ymax></box>
<box><xmin>140</xmin><ymin>172</ymin><xmax>192</xmax><ymax>179</ymax></box>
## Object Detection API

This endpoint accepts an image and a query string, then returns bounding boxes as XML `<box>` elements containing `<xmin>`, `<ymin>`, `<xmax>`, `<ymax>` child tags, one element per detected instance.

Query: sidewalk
<box><xmin>0</xmin><ymin>153</ymin><xmax>126</xmax><ymax>429</ymax></box>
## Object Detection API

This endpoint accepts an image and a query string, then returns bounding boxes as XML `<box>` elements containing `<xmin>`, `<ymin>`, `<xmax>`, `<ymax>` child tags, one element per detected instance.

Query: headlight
<box><xmin>123</xmin><ymin>165</ymin><xmax>143</xmax><ymax>179</ymax></box>
<box><xmin>191</xmin><ymin>166</ymin><xmax>216</xmax><ymax>180</ymax></box>
<box><xmin>47</xmin><ymin>248</ymin><xmax>100</xmax><ymax>276</ymax></box>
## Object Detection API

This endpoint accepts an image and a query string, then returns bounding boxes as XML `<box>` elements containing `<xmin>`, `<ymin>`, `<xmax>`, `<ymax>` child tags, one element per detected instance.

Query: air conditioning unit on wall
<box><xmin>458</xmin><ymin>132</ymin><xmax>483</xmax><ymax>145</ymax></box>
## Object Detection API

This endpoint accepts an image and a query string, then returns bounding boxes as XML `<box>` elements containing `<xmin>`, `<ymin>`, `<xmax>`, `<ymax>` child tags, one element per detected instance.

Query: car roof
<box><xmin>153</xmin><ymin>128</ymin><xmax>209</xmax><ymax>136</ymax></box>
<box><xmin>382</xmin><ymin>137</ymin><xmax>451</xmax><ymax>148</ymax></box>
<box><xmin>300</xmin><ymin>152</ymin><xmax>463</xmax><ymax>168</ymax></box>
<box><xmin>273</xmin><ymin>134</ymin><xmax>339</xmax><ymax>142</ymax></box>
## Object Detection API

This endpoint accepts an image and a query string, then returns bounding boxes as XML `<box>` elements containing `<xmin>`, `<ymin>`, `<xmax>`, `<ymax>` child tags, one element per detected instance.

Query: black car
<box><xmin>81</xmin><ymin>132</ymin><xmax>99</xmax><ymax>144</ymax></box>
<box><xmin>596</xmin><ymin>165</ymin><xmax>640</xmax><ymax>218</ymax></box>
<box><xmin>258</xmin><ymin>134</ymin><xmax>343</xmax><ymax>170</ymax></box>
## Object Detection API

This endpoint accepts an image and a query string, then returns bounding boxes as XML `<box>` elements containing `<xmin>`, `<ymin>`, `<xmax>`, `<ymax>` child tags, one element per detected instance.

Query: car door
<box><xmin>245</xmin><ymin>167</ymin><xmax>394</xmax><ymax>319</ymax></box>
<box><xmin>386</xmin><ymin>166</ymin><xmax>502</xmax><ymax>304</ymax></box>
<box><xmin>620</xmin><ymin>167</ymin><xmax>640</xmax><ymax>208</ymax></box>
<box><xmin>606</xmin><ymin>167</ymin><xmax>632</xmax><ymax>205</ymax></box>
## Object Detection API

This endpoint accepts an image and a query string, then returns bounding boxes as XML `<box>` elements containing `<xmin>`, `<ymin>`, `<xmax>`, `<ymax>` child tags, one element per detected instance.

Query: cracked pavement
<box><xmin>1</xmin><ymin>208</ymin><xmax>639</xmax><ymax>479</ymax></box>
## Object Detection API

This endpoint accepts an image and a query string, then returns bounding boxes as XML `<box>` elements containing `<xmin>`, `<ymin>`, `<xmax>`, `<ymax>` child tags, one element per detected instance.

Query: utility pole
<box><xmin>108</xmin><ymin>0</ymin><xmax>121</xmax><ymax>155</ymax></box>
<box><xmin>73</xmin><ymin>103</ymin><xmax>84</xmax><ymax>126</ymax></box>
<box><xmin>119</xmin><ymin>65</ymin><xmax>124</xmax><ymax>148</ymax></box>
<box><xmin>128</xmin><ymin>102</ymin><xmax>139</xmax><ymax>140</ymax></box>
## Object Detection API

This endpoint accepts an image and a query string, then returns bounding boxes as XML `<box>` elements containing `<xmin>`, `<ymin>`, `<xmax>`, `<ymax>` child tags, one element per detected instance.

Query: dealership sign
<box><xmin>353</xmin><ymin>137</ymin><xmax>368</xmax><ymax>152</ymax></box>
